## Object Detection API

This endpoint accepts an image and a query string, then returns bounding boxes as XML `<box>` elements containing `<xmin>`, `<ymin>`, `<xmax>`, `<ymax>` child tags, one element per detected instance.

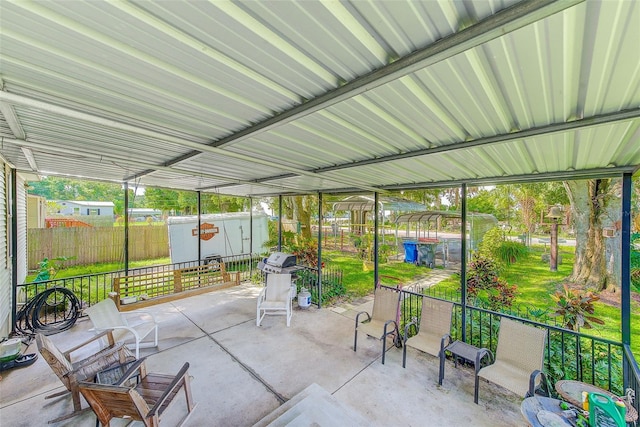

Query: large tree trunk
<box><xmin>564</xmin><ymin>179</ymin><xmax>620</xmax><ymax>291</ymax></box>
<box><xmin>289</xmin><ymin>195</ymin><xmax>313</xmax><ymax>241</ymax></box>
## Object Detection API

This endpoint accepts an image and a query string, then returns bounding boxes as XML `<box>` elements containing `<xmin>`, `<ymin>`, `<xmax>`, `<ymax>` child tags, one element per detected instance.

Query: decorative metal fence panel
<box><xmin>17</xmin><ymin>253</ymin><xmax>260</xmax><ymax>309</ymax></box>
<box><xmin>399</xmin><ymin>288</ymin><xmax>636</xmax><ymax>400</ymax></box>
<box><xmin>623</xmin><ymin>345</ymin><xmax>640</xmax><ymax>417</ymax></box>
<box><xmin>295</xmin><ymin>266</ymin><xmax>344</xmax><ymax>307</ymax></box>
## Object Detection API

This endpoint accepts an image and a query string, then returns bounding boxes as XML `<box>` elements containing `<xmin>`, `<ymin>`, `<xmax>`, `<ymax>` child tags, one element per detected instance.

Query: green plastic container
<box><xmin>0</xmin><ymin>338</ymin><xmax>22</xmax><ymax>362</ymax></box>
<box><xmin>588</xmin><ymin>392</ymin><xmax>625</xmax><ymax>427</ymax></box>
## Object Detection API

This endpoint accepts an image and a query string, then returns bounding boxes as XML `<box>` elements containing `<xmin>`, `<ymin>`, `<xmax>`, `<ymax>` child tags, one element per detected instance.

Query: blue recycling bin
<box><xmin>403</xmin><ymin>241</ymin><xmax>418</xmax><ymax>264</ymax></box>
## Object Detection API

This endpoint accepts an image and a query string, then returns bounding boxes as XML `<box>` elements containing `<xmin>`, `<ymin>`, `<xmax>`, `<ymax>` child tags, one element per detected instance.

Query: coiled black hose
<box><xmin>16</xmin><ymin>287</ymin><xmax>80</xmax><ymax>336</ymax></box>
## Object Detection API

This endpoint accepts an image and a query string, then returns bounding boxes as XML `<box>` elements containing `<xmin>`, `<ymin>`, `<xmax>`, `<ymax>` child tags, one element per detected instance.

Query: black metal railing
<box><xmin>399</xmin><ymin>288</ymin><xmax>638</xmax><ymax>400</ymax></box>
<box><xmin>296</xmin><ymin>266</ymin><xmax>344</xmax><ymax>307</ymax></box>
<box><xmin>623</xmin><ymin>344</ymin><xmax>640</xmax><ymax>417</ymax></box>
<box><xmin>16</xmin><ymin>254</ymin><xmax>261</xmax><ymax>310</ymax></box>
<box><xmin>255</xmin><ymin>265</ymin><xmax>344</xmax><ymax>308</ymax></box>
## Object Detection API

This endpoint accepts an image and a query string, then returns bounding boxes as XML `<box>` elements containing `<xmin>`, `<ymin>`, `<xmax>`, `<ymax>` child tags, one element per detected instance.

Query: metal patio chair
<box><xmin>353</xmin><ymin>281</ymin><xmax>402</xmax><ymax>365</ymax></box>
<box><xmin>402</xmin><ymin>297</ymin><xmax>453</xmax><ymax>368</ymax></box>
<box><xmin>475</xmin><ymin>317</ymin><xmax>547</xmax><ymax>404</ymax></box>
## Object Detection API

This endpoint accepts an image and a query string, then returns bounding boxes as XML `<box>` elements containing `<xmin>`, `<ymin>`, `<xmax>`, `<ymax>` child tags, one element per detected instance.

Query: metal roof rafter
<box><xmin>208</xmin><ymin>0</ymin><xmax>584</xmax><ymax>149</ymax></box>
<box><xmin>313</xmin><ymin>109</ymin><xmax>640</xmax><ymax>173</ymax></box>
<box><xmin>0</xmin><ymin>137</ymin><xmax>302</xmax><ymax>192</ymax></box>
<box><xmin>0</xmin><ymin>90</ymin><xmax>381</xmax><ymax>193</ymax></box>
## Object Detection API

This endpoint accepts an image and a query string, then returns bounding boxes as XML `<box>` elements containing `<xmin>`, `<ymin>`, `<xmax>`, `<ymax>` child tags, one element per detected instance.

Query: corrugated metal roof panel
<box><xmin>0</xmin><ymin>0</ymin><xmax>638</xmax><ymax>197</ymax></box>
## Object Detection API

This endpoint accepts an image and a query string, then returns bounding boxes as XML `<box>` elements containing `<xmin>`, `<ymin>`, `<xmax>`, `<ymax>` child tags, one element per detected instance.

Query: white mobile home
<box><xmin>57</xmin><ymin>200</ymin><xmax>114</xmax><ymax>217</ymax></box>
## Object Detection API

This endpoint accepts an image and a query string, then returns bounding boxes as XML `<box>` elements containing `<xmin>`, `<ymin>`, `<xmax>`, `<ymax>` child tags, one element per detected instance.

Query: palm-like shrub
<box><xmin>551</xmin><ymin>284</ymin><xmax>604</xmax><ymax>331</ymax></box>
<box><xmin>496</xmin><ymin>241</ymin><xmax>528</xmax><ymax>265</ymax></box>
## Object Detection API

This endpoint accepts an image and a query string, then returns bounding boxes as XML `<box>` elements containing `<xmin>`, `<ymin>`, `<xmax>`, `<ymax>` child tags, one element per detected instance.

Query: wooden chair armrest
<box><xmin>65</xmin><ymin>342</ymin><xmax>133</xmax><ymax>377</ymax></box>
<box><xmin>147</xmin><ymin>362</ymin><xmax>191</xmax><ymax>418</ymax></box>
<box><xmin>63</xmin><ymin>329</ymin><xmax>116</xmax><ymax>359</ymax></box>
<box><xmin>115</xmin><ymin>358</ymin><xmax>148</xmax><ymax>386</ymax></box>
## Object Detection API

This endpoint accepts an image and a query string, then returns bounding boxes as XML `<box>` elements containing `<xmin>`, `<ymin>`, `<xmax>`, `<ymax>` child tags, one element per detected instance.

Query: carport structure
<box><xmin>0</xmin><ymin>0</ymin><xmax>639</xmax><ymax>412</ymax></box>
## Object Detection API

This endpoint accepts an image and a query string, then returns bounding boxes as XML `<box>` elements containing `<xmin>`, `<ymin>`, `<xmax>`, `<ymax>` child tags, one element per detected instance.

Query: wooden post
<box><xmin>111</xmin><ymin>279</ymin><xmax>121</xmax><ymax>310</ymax></box>
<box><xmin>174</xmin><ymin>270</ymin><xmax>182</xmax><ymax>294</ymax></box>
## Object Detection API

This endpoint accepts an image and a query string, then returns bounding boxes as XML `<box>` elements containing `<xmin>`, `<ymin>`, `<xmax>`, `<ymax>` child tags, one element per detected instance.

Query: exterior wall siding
<box><xmin>0</xmin><ymin>160</ymin><xmax>12</xmax><ymax>338</ymax></box>
<box><xmin>17</xmin><ymin>174</ymin><xmax>27</xmax><ymax>287</ymax></box>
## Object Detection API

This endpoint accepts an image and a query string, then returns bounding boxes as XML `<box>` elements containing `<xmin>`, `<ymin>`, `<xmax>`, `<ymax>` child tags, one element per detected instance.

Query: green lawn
<box><xmin>430</xmin><ymin>246</ymin><xmax>640</xmax><ymax>357</ymax></box>
<box><xmin>322</xmin><ymin>251</ymin><xmax>428</xmax><ymax>298</ymax></box>
<box><xmin>31</xmin><ymin>248</ymin><xmax>639</xmax><ymax>358</ymax></box>
<box><xmin>26</xmin><ymin>257</ymin><xmax>171</xmax><ymax>282</ymax></box>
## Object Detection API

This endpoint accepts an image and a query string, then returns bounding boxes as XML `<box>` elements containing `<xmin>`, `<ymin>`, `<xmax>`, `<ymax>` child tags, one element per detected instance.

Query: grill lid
<box><xmin>264</xmin><ymin>252</ymin><xmax>297</xmax><ymax>268</ymax></box>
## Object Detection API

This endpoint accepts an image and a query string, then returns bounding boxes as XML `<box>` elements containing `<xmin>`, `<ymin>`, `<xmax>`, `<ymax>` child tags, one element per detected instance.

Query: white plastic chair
<box><xmin>257</xmin><ymin>274</ymin><xmax>293</xmax><ymax>327</ymax></box>
<box><xmin>84</xmin><ymin>298</ymin><xmax>159</xmax><ymax>358</ymax></box>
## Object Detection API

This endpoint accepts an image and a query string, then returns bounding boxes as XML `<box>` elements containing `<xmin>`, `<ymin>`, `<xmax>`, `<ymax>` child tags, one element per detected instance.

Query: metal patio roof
<box><xmin>332</xmin><ymin>195</ymin><xmax>426</xmax><ymax>212</ymax></box>
<box><xmin>1</xmin><ymin>0</ymin><xmax>639</xmax><ymax>197</ymax></box>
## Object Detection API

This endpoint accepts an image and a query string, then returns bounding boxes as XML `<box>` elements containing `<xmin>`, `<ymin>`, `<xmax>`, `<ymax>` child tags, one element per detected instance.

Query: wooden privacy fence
<box><xmin>28</xmin><ymin>226</ymin><xmax>169</xmax><ymax>269</ymax></box>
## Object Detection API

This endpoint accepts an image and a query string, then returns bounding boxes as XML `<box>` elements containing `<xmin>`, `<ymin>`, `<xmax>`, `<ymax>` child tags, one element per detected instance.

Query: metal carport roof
<box><xmin>332</xmin><ymin>195</ymin><xmax>425</xmax><ymax>212</ymax></box>
<box><xmin>0</xmin><ymin>0</ymin><xmax>639</xmax><ymax>197</ymax></box>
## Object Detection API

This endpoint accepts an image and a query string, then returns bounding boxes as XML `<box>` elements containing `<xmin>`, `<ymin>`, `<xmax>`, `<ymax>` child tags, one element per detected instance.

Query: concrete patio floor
<box><xmin>0</xmin><ymin>282</ymin><xmax>526</xmax><ymax>426</ymax></box>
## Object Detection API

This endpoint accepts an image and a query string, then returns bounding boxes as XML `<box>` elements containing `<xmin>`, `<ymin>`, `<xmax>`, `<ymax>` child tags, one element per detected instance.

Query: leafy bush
<box><xmin>496</xmin><ymin>241</ymin><xmax>528</xmax><ymax>265</ymax></box>
<box><xmin>32</xmin><ymin>256</ymin><xmax>75</xmax><ymax>282</ymax></box>
<box><xmin>466</xmin><ymin>254</ymin><xmax>517</xmax><ymax>310</ymax></box>
<box><xmin>551</xmin><ymin>284</ymin><xmax>604</xmax><ymax>331</ymax></box>
<box><xmin>477</xmin><ymin>226</ymin><xmax>503</xmax><ymax>259</ymax></box>
<box><xmin>632</xmin><ymin>268</ymin><xmax>640</xmax><ymax>293</ymax></box>
<box><xmin>631</xmin><ymin>233</ymin><xmax>640</xmax><ymax>291</ymax></box>
<box><xmin>290</xmin><ymin>238</ymin><xmax>321</xmax><ymax>267</ymax></box>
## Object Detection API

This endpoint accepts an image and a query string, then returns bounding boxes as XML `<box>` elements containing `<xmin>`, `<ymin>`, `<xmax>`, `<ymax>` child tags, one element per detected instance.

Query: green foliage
<box><xmin>28</xmin><ymin>176</ymin><xmax>131</xmax><ymax>215</ymax></box>
<box><xmin>466</xmin><ymin>254</ymin><xmax>517</xmax><ymax>310</ymax></box>
<box><xmin>352</xmin><ymin>234</ymin><xmax>371</xmax><ymax>261</ymax></box>
<box><xmin>144</xmin><ymin>187</ymin><xmax>246</xmax><ymax>215</ymax></box>
<box><xmin>290</xmin><ymin>239</ymin><xmax>321</xmax><ymax>268</ymax></box>
<box><xmin>551</xmin><ymin>285</ymin><xmax>605</xmax><ymax>331</ymax></box>
<box><xmin>631</xmin><ymin>233</ymin><xmax>640</xmax><ymax>292</ymax></box>
<box><xmin>466</xmin><ymin>189</ymin><xmax>499</xmax><ymax>216</ymax></box>
<box><xmin>544</xmin><ymin>334</ymin><xmax>624</xmax><ymax>395</ymax></box>
<box><xmin>477</xmin><ymin>226</ymin><xmax>528</xmax><ymax>266</ymax></box>
<box><xmin>496</xmin><ymin>241</ymin><xmax>528</xmax><ymax>265</ymax></box>
<box><xmin>477</xmin><ymin>226</ymin><xmax>504</xmax><ymax>260</ymax></box>
<box><xmin>297</xmin><ymin>268</ymin><xmax>346</xmax><ymax>305</ymax></box>
<box><xmin>32</xmin><ymin>256</ymin><xmax>74</xmax><ymax>282</ymax></box>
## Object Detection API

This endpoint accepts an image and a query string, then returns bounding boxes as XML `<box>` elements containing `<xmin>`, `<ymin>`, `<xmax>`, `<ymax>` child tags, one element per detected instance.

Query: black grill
<box><xmin>257</xmin><ymin>252</ymin><xmax>304</xmax><ymax>276</ymax></box>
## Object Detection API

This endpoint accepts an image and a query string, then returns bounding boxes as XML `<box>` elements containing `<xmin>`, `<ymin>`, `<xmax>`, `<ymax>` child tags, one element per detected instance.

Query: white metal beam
<box><xmin>0</xmin><ymin>90</ymin><xmax>383</xmax><ymax>193</ymax></box>
<box><xmin>0</xmin><ymin>137</ymin><xmax>303</xmax><ymax>192</ymax></box>
<box><xmin>0</xmin><ymin>102</ymin><xmax>26</xmax><ymax>140</ymax></box>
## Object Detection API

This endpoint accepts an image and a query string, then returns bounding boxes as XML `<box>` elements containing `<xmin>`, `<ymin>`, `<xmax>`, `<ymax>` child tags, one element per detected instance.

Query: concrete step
<box><xmin>253</xmin><ymin>383</ymin><xmax>368</xmax><ymax>427</ymax></box>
